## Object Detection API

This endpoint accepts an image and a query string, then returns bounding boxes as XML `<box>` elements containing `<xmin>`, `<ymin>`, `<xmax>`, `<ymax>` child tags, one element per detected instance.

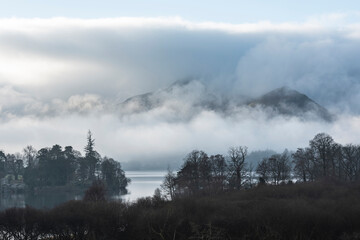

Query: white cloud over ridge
<box><xmin>1</xmin><ymin>16</ymin><xmax>360</xmax><ymax>167</ymax></box>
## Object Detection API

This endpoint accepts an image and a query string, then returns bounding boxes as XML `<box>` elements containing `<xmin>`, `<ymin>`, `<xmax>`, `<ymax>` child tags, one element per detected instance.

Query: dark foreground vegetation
<box><xmin>1</xmin><ymin>180</ymin><xmax>360</xmax><ymax>239</ymax></box>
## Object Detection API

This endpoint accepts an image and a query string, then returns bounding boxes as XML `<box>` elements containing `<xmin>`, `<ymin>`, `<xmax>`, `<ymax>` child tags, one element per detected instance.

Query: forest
<box><xmin>0</xmin><ymin>131</ymin><xmax>130</xmax><ymax>195</ymax></box>
<box><xmin>1</xmin><ymin>132</ymin><xmax>360</xmax><ymax>239</ymax></box>
<box><xmin>160</xmin><ymin>132</ymin><xmax>360</xmax><ymax>200</ymax></box>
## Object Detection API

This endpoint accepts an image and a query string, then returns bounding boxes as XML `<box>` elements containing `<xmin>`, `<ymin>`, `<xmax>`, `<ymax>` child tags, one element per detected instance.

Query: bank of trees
<box><xmin>256</xmin><ymin>150</ymin><xmax>292</xmax><ymax>184</ymax></box>
<box><xmin>0</xmin><ymin>151</ymin><xmax>24</xmax><ymax>181</ymax></box>
<box><xmin>162</xmin><ymin>132</ymin><xmax>360</xmax><ymax>199</ymax></box>
<box><xmin>292</xmin><ymin>133</ymin><xmax>360</xmax><ymax>182</ymax></box>
<box><xmin>161</xmin><ymin>148</ymin><xmax>291</xmax><ymax>198</ymax></box>
<box><xmin>0</xmin><ymin>131</ymin><xmax>130</xmax><ymax>194</ymax></box>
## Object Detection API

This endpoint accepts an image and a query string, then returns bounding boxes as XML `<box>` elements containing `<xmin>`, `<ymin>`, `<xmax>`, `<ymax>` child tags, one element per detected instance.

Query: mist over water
<box><xmin>0</xmin><ymin>171</ymin><xmax>166</xmax><ymax>209</ymax></box>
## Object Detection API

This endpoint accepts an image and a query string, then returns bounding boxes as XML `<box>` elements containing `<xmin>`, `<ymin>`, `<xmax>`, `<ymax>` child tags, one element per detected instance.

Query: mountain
<box><xmin>119</xmin><ymin>80</ymin><xmax>333</xmax><ymax>122</ymax></box>
<box><xmin>247</xmin><ymin>87</ymin><xmax>333</xmax><ymax>121</ymax></box>
<box><xmin>119</xmin><ymin>79</ymin><xmax>224</xmax><ymax>115</ymax></box>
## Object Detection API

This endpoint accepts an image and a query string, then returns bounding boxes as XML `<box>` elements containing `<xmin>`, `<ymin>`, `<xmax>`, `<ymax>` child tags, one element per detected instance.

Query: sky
<box><xmin>1</xmin><ymin>2</ymin><xmax>360</xmax><ymax>169</ymax></box>
<box><xmin>1</xmin><ymin>0</ymin><xmax>360</xmax><ymax>22</ymax></box>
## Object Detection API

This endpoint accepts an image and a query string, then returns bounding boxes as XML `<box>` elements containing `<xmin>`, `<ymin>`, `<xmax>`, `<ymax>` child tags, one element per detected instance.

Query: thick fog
<box><xmin>1</xmin><ymin>17</ymin><xmax>360</xmax><ymax>168</ymax></box>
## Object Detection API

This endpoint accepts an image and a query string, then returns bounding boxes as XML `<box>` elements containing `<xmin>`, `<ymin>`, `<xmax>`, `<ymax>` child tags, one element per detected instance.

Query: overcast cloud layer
<box><xmin>1</xmin><ymin>16</ymin><xmax>360</xmax><ymax>168</ymax></box>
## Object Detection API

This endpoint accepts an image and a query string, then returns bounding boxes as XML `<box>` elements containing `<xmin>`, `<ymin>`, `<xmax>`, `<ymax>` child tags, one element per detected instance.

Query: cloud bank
<box><xmin>1</xmin><ymin>16</ymin><xmax>360</xmax><ymax>168</ymax></box>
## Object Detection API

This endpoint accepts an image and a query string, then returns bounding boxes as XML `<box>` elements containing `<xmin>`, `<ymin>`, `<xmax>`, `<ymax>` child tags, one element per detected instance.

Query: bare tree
<box><xmin>161</xmin><ymin>168</ymin><xmax>176</xmax><ymax>200</ymax></box>
<box><xmin>227</xmin><ymin>146</ymin><xmax>247</xmax><ymax>190</ymax></box>
<box><xmin>246</xmin><ymin>162</ymin><xmax>256</xmax><ymax>188</ymax></box>
<box><xmin>342</xmin><ymin>144</ymin><xmax>360</xmax><ymax>181</ymax></box>
<box><xmin>256</xmin><ymin>158</ymin><xmax>269</xmax><ymax>183</ymax></box>
<box><xmin>293</xmin><ymin>148</ymin><xmax>314</xmax><ymax>182</ymax></box>
<box><xmin>268</xmin><ymin>152</ymin><xmax>291</xmax><ymax>184</ymax></box>
<box><xmin>23</xmin><ymin>145</ymin><xmax>37</xmax><ymax>168</ymax></box>
<box><xmin>210</xmin><ymin>154</ymin><xmax>227</xmax><ymax>191</ymax></box>
<box><xmin>278</xmin><ymin>150</ymin><xmax>292</xmax><ymax>183</ymax></box>
<box><xmin>309</xmin><ymin>133</ymin><xmax>337</xmax><ymax>178</ymax></box>
<box><xmin>256</xmin><ymin>151</ymin><xmax>291</xmax><ymax>185</ymax></box>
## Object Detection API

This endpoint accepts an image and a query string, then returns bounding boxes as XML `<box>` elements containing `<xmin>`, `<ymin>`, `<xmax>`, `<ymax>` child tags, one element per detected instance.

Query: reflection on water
<box><xmin>0</xmin><ymin>171</ymin><xmax>166</xmax><ymax>210</ymax></box>
<box><xmin>1</xmin><ymin>194</ymin><xmax>25</xmax><ymax>210</ymax></box>
<box><xmin>0</xmin><ymin>192</ymin><xmax>83</xmax><ymax>211</ymax></box>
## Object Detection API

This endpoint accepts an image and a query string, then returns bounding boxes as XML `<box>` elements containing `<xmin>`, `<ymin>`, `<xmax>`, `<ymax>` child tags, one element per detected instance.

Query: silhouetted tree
<box><xmin>101</xmin><ymin>157</ymin><xmax>130</xmax><ymax>193</ymax></box>
<box><xmin>25</xmin><ymin>145</ymin><xmax>80</xmax><ymax>187</ymax></box>
<box><xmin>341</xmin><ymin>144</ymin><xmax>360</xmax><ymax>181</ymax></box>
<box><xmin>279</xmin><ymin>150</ymin><xmax>292</xmax><ymax>182</ymax></box>
<box><xmin>5</xmin><ymin>154</ymin><xmax>23</xmax><ymax>181</ymax></box>
<box><xmin>227</xmin><ymin>146</ymin><xmax>247</xmax><ymax>189</ymax></box>
<box><xmin>256</xmin><ymin>158</ymin><xmax>270</xmax><ymax>183</ymax></box>
<box><xmin>23</xmin><ymin>145</ymin><xmax>37</xmax><ymax>168</ymax></box>
<box><xmin>198</xmin><ymin>152</ymin><xmax>212</xmax><ymax>191</ymax></box>
<box><xmin>293</xmin><ymin>148</ymin><xmax>313</xmax><ymax>182</ymax></box>
<box><xmin>7</xmin><ymin>133</ymin><xmax>130</xmax><ymax>197</ymax></box>
<box><xmin>49</xmin><ymin>144</ymin><xmax>67</xmax><ymax>185</ymax></box>
<box><xmin>0</xmin><ymin>150</ymin><xmax>5</xmax><ymax>160</ymax></box>
<box><xmin>84</xmin><ymin>130</ymin><xmax>100</xmax><ymax>182</ymax></box>
<box><xmin>210</xmin><ymin>154</ymin><xmax>227</xmax><ymax>191</ymax></box>
<box><xmin>309</xmin><ymin>133</ymin><xmax>337</xmax><ymax>178</ymax></box>
<box><xmin>177</xmin><ymin>150</ymin><xmax>209</xmax><ymax>195</ymax></box>
<box><xmin>161</xmin><ymin>168</ymin><xmax>176</xmax><ymax>200</ymax></box>
<box><xmin>63</xmin><ymin>146</ymin><xmax>78</xmax><ymax>183</ymax></box>
<box><xmin>0</xmin><ymin>150</ymin><xmax>6</xmax><ymax>178</ymax></box>
<box><xmin>256</xmin><ymin>151</ymin><xmax>291</xmax><ymax>185</ymax></box>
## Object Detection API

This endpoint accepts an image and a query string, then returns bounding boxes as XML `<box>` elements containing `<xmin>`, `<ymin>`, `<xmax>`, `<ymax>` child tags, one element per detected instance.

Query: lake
<box><xmin>120</xmin><ymin>170</ymin><xmax>167</xmax><ymax>202</ymax></box>
<box><xmin>0</xmin><ymin>170</ymin><xmax>167</xmax><ymax>210</ymax></box>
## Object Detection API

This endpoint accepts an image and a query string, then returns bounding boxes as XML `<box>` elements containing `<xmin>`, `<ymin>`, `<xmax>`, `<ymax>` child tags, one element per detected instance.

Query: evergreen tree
<box><xmin>84</xmin><ymin>130</ymin><xmax>99</xmax><ymax>181</ymax></box>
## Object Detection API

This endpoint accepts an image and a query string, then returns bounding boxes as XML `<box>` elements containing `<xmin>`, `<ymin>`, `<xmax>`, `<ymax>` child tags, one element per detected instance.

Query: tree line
<box><xmin>1</xmin><ymin>132</ymin><xmax>360</xmax><ymax>239</ymax></box>
<box><xmin>162</xmin><ymin>132</ymin><xmax>360</xmax><ymax>199</ymax></box>
<box><xmin>0</xmin><ymin>131</ymin><xmax>130</xmax><ymax>194</ymax></box>
<box><xmin>1</xmin><ymin>179</ymin><xmax>360</xmax><ymax>239</ymax></box>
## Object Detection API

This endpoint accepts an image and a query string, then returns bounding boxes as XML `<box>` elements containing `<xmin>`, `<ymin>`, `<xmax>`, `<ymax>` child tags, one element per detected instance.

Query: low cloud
<box><xmin>1</xmin><ymin>109</ymin><xmax>359</xmax><ymax>170</ymax></box>
<box><xmin>0</xmin><ymin>85</ymin><xmax>106</xmax><ymax>120</ymax></box>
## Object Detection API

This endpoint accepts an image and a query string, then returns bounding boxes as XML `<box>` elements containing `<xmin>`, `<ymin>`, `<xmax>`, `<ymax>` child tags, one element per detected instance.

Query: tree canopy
<box><xmin>1</xmin><ymin>131</ymin><xmax>130</xmax><ymax>195</ymax></box>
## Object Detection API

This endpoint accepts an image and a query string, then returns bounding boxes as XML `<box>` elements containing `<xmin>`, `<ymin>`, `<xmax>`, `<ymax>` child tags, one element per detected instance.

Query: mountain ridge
<box><xmin>119</xmin><ymin>80</ymin><xmax>333</xmax><ymax>122</ymax></box>
<box><xmin>247</xmin><ymin>86</ymin><xmax>334</xmax><ymax>121</ymax></box>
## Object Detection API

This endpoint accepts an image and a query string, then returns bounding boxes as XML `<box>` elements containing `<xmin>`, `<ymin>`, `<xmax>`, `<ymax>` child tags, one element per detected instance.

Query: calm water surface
<box><xmin>120</xmin><ymin>171</ymin><xmax>166</xmax><ymax>202</ymax></box>
<box><xmin>0</xmin><ymin>170</ymin><xmax>166</xmax><ymax>210</ymax></box>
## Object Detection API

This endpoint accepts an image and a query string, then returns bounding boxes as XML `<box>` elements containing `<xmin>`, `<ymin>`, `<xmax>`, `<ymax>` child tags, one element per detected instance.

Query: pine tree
<box><xmin>84</xmin><ymin>130</ymin><xmax>99</xmax><ymax>181</ymax></box>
